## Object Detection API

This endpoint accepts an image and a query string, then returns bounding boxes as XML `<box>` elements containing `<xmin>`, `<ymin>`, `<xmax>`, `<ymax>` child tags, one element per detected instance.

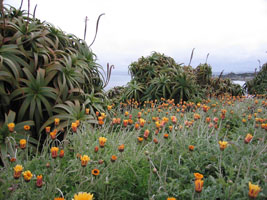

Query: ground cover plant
<box><xmin>0</xmin><ymin>94</ymin><xmax>266</xmax><ymax>199</ymax></box>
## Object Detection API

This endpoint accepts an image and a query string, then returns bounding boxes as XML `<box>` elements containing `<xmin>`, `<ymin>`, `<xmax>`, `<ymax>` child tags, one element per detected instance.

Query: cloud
<box><xmin>4</xmin><ymin>0</ymin><xmax>267</xmax><ymax>74</ymax></box>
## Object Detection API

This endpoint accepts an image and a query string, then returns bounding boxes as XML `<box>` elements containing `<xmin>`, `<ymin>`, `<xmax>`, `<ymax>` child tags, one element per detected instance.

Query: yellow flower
<box><xmin>50</xmin><ymin>130</ymin><xmax>57</xmax><ymax>140</ymax></box>
<box><xmin>14</xmin><ymin>164</ymin><xmax>23</xmax><ymax>172</ymax></box>
<box><xmin>8</xmin><ymin>123</ymin><xmax>15</xmax><ymax>132</ymax></box>
<box><xmin>101</xmin><ymin>113</ymin><xmax>106</xmax><ymax>118</ymax></box>
<box><xmin>107</xmin><ymin>105</ymin><xmax>112</xmax><ymax>110</ymax></box>
<box><xmin>218</xmin><ymin>141</ymin><xmax>228</xmax><ymax>151</ymax></box>
<box><xmin>13</xmin><ymin>164</ymin><xmax>23</xmax><ymax>179</ymax></box>
<box><xmin>99</xmin><ymin>137</ymin><xmax>107</xmax><ymax>147</ymax></box>
<box><xmin>19</xmin><ymin>139</ymin><xmax>27</xmax><ymax>149</ymax></box>
<box><xmin>81</xmin><ymin>155</ymin><xmax>90</xmax><ymax>167</ymax></box>
<box><xmin>22</xmin><ymin>170</ymin><xmax>33</xmax><ymax>182</ymax></box>
<box><xmin>54</xmin><ymin>118</ymin><xmax>60</xmax><ymax>125</ymax></box>
<box><xmin>248</xmin><ymin>182</ymin><xmax>261</xmax><ymax>198</ymax></box>
<box><xmin>72</xmin><ymin>122</ymin><xmax>78</xmax><ymax>132</ymax></box>
<box><xmin>244</xmin><ymin>134</ymin><xmax>253</xmax><ymax>144</ymax></box>
<box><xmin>73</xmin><ymin>192</ymin><xmax>93</xmax><ymax>200</ymax></box>
<box><xmin>51</xmin><ymin>147</ymin><xmax>59</xmax><ymax>158</ymax></box>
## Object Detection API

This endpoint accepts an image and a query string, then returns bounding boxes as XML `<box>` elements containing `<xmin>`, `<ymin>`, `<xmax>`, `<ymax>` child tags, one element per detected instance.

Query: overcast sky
<box><xmin>4</xmin><ymin>0</ymin><xmax>267</xmax><ymax>76</ymax></box>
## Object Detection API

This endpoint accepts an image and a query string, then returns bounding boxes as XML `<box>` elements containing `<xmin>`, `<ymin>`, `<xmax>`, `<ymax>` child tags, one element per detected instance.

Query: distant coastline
<box><xmin>212</xmin><ymin>72</ymin><xmax>255</xmax><ymax>81</ymax></box>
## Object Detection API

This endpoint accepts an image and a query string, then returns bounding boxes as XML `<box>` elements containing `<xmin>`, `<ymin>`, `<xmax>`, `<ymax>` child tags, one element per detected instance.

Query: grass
<box><xmin>0</xmin><ymin>95</ymin><xmax>266</xmax><ymax>200</ymax></box>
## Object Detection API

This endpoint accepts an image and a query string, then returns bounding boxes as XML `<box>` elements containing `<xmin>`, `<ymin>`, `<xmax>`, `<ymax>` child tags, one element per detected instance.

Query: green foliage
<box><xmin>0</xmin><ymin>110</ymin><xmax>36</xmax><ymax>167</ymax></box>
<box><xmin>0</xmin><ymin>97</ymin><xmax>266</xmax><ymax>199</ymax></box>
<box><xmin>245</xmin><ymin>63</ymin><xmax>267</xmax><ymax>95</ymax></box>
<box><xmin>127</xmin><ymin>52</ymin><xmax>197</xmax><ymax>103</ymax></box>
<box><xmin>0</xmin><ymin>5</ymin><xmax>109</xmax><ymax>140</ymax></box>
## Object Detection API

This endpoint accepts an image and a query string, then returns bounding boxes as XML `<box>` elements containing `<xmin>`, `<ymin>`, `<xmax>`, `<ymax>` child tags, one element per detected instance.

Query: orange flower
<box><xmin>80</xmin><ymin>155</ymin><xmax>90</xmax><ymax>167</ymax></box>
<box><xmin>71</xmin><ymin>122</ymin><xmax>77</xmax><ymax>132</ymax></box>
<box><xmin>169</xmin><ymin>126</ymin><xmax>173</xmax><ymax>131</ymax></box>
<box><xmin>94</xmin><ymin>146</ymin><xmax>99</xmax><ymax>153</ymax></box>
<box><xmin>92</xmin><ymin>168</ymin><xmax>100</xmax><ymax>176</ymax></box>
<box><xmin>59</xmin><ymin>150</ymin><xmax>64</xmax><ymax>158</ymax></box>
<box><xmin>54</xmin><ymin>198</ymin><xmax>65</xmax><ymax>200</ymax></box>
<box><xmin>248</xmin><ymin>182</ymin><xmax>261</xmax><ymax>198</ymax></box>
<box><xmin>98</xmin><ymin>120</ymin><xmax>104</xmax><ymax>125</ymax></box>
<box><xmin>111</xmin><ymin>155</ymin><xmax>117</xmax><ymax>162</ymax></box>
<box><xmin>164</xmin><ymin>133</ymin><xmax>169</xmax><ymax>139</ymax></box>
<box><xmin>96</xmin><ymin>111</ymin><xmax>99</xmax><ymax>116</ymax></box>
<box><xmin>99</xmin><ymin>137</ymin><xmax>107</xmax><ymax>147</ymax></box>
<box><xmin>75</xmin><ymin>120</ymin><xmax>80</xmax><ymax>127</ymax></box>
<box><xmin>153</xmin><ymin>138</ymin><xmax>158</xmax><ymax>144</ymax></box>
<box><xmin>36</xmin><ymin>175</ymin><xmax>43</xmax><ymax>188</ymax></box>
<box><xmin>24</xmin><ymin>125</ymin><xmax>30</xmax><ymax>131</ymax></box>
<box><xmin>189</xmin><ymin>145</ymin><xmax>194</xmax><ymax>151</ymax></box>
<box><xmin>22</xmin><ymin>170</ymin><xmax>33</xmax><ymax>182</ymax></box>
<box><xmin>167</xmin><ymin>198</ymin><xmax>176</xmax><ymax>200</ymax></box>
<box><xmin>194</xmin><ymin>113</ymin><xmax>200</xmax><ymax>120</ymax></box>
<box><xmin>194</xmin><ymin>173</ymin><xmax>204</xmax><ymax>180</ymax></box>
<box><xmin>112</xmin><ymin>118</ymin><xmax>117</xmax><ymax>125</ymax></box>
<box><xmin>13</xmin><ymin>164</ymin><xmax>23</xmax><ymax>179</ymax></box>
<box><xmin>171</xmin><ymin>116</ymin><xmax>177</xmax><ymax>124</ymax></box>
<box><xmin>85</xmin><ymin>108</ymin><xmax>90</xmax><ymax>114</ymax></box>
<box><xmin>206</xmin><ymin>117</ymin><xmax>211</xmax><ymax>123</ymax></box>
<box><xmin>125</xmin><ymin>111</ymin><xmax>129</xmax><ymax>116</ymax></box>
<box><xmin>101</xmin><ymin>113</ymin><xmax>106</xmax><ymax>118</ymax></box>
<box><xmin>8</xmin><ymin>123</ymin><xmax>15</xmax><ymax>132</ymax></box>
<box><xmin>116</xmin><ymin>118</ymin><xmax>121</xmax><ymax>124</ymax></box>
<box><xmin>54</xmin><ymin>118</ymin><xmax>60</xmax><ymax>126</ymax></box>
<box><xmin>244</xmin><ymin>134</ymin><xmax>253</xmax><ymax>144</ymax></box>
<box><xmin>107</xmin><ymin>105</ymin><xmax>112</xmax><ymax>110</ymax></box>
<box><xmin>19</xmin><ymin>139</ymin><xmax>27</xmax><ymax>149</ymax></box>
<box><xmin>137</xmin><ymin>112</ymin><xmax>142</xmax><ymax>118</ymax></box>
<box><xmin>213</xmin><ymin>117</ymin><xmax>219</xmax><ymax>123</ymax></box>
<box><xmin>51</xmin><ymin>147</ymin><xmax>59</xmax><ymax>158</ymax></box>
<box><xmin>45</xmin><ymin>126</ymin><xmax>51</xmax><ymax>133</ymax></box>
<box><xmin>123</xmin><ymin>120</ymin><xmax>128</xmax><ymax>127</ymax></box>
<box><xmin>195</xmin><ymin>179</ymin><xmax>204</xmax><ymax>193</ymax></box>
<box><xmin>128</xmin><ymin>119</ymin><xmax>133</xmax><ymax>125</ymax></box>
<box><xmin>218</xmin><ymin>141</ymin><xmax>228</xmax><ymax>151</ymax></box>
<box><xmin>143</xmin><ymin>129</ymin><xmax>150</xmax><ymax>139</ymax></box>
<box><xmin>139</xmin><ymin>118</ymin><xmax>146</xmax><ymax>127</ymax></box>
<box><xmin>203</xmin><ymin>105</ymin><xmax>209</xmax><ymax>112</ymax></box>
<box><xmin>137</xmin><ymin>137</ymin><xmax>143</xmax><ymax>143</ymax></box>
<box><xmin>50</xmin><ymin>130</ymin><xmax>57</xmax><ymax>140</ymax></box>
<box><xmin>118</xmin><ymin>144</ymin><xmax>125</xmax><ymax>152</ymax></box>
<box><xmin>10</xmin><ymin>157</ymin><xmax>16</xmax><ymax>162</ymax></box>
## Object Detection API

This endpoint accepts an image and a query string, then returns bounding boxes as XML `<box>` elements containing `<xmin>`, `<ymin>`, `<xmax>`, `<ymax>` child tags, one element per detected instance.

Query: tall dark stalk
<box><xmin>25</xmin><ymin>0</ymin><xmax>30</xmax><ymax>30</ymax></box>
<box><xmin>89</xmin><ymin>13</ymin><xmax>105</xmax><ymax>48</ymax></box>
<box><xmin>205</xmin><ymin>53</ymin><xmax>209</xmax><ymax>64</ymax></box>
<box><xmin>84</xmin><ymin>16</ymin><xmax>88</xmax><ymax>40</ymax></box>
<box><xmin>188</xmin><ymin>48</ymin><xmax>195</xmax><ymax>66</ymax></box>
<box><xmin>0</xmin><ymin>0</ymin><xmax>5</xmax><ymax>47</ymax></box>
